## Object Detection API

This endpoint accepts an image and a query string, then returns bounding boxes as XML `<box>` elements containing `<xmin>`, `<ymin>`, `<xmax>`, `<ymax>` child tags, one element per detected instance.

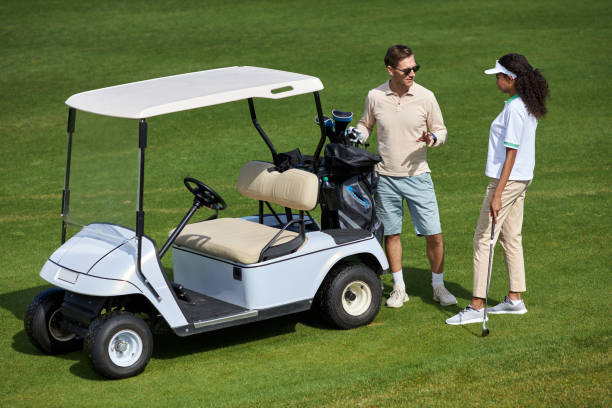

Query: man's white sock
<box><xmin>432</xmin><ymin>272</ymin><xmax>444</xmax><ymax>287</ymax></box>
<box><xmin>392</xmin><ymin>270</ymin><xmax>405</xmax><ymax>289</ymax></box>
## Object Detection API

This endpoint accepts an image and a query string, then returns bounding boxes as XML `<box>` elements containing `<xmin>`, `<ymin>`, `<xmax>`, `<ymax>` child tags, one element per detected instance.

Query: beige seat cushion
<box><xmin>237</xmin><ymin>161</ymin><xmax>318</xmax><ymax>210</ymax></box>
<box><xmin>173</xmin><ymin>218</ymin><xmax>301</xmax><ymax>265</ymax></box>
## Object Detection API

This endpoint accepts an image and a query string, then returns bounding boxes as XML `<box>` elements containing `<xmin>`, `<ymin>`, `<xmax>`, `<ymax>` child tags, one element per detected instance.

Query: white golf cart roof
<box><xmin>65</xmin><ymin>66</ymin><xmax>324</xmax><ymax>119</ymax></box>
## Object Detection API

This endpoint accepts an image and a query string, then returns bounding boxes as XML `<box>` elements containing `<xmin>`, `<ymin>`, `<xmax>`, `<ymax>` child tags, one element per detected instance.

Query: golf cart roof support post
<box><xmin>248</xmin><ymin>98</ymin><xmax>279</xmax><ymax>165</ymax></box>
<box><xmin>312</xmin><ymin>91</ymin><xmax>326</xmax><ymax>172</ymax></box>
<box><xmin>61</xmin><ymin>108</ymin><xmax>76</xmax><ymax>244</ymax></box>
<box><xmin>136</xmin><ymin>119</ymin><xmax>161</xmax><ymax>301</ymax></box>
<box><xmin>136</xmin><ymin>119</ymin><xmax>147</xmax><ymax>239</ymax></box>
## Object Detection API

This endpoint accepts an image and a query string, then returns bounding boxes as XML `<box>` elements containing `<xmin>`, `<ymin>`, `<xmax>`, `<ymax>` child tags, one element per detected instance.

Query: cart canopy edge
<box><xmin>65</xmin><ymin>66</ymin><xmax>324</xmax><ymax>119</ymax></box>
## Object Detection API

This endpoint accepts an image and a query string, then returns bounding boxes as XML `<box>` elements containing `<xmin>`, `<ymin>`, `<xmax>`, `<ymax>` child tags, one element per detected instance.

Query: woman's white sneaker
<box><xmin>487</xmin><ymin>296</ymin><xmax>528</xmax><ymax>314</ymax></box>
<box><xmin>445</xmin><ymin>305</ymin><xmax>488</xmax><ymax>325</ymax></box>
<box><xmin>386</xmin><ymin>285</ymin><xmax>409</xmax><ymax>308</ymax></box>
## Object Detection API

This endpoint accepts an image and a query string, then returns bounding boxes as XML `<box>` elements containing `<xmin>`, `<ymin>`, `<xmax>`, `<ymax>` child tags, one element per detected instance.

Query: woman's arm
<box><xmin>490</xmin><ymin>147</ymin><xmax>517</xmax><ymax>223</ymax></box>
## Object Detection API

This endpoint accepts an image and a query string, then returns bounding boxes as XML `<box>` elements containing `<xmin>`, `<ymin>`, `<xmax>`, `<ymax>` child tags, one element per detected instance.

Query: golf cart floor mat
<box><xmin>322</xmin><ymin>228</ymin><xmax>372</xmax><ymax>245</ymax></box>
<box><xmin>174</xmin><ymin>286</ymin><xmax>249</xmax><ymax>323</ymax></box>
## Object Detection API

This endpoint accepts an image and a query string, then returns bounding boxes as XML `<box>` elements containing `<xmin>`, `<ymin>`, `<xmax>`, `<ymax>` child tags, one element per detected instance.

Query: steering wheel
<box><xmin>184</xmin><ymin>177</ymin><xmax>227</xmax><ymax>211</ymax></box>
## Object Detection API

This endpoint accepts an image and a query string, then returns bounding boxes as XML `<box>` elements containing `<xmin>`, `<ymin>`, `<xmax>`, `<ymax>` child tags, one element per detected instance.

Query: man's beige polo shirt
<box><xmin>356</xmin><ymin>81</ymin><xmax>447</xmax><ymax>177</ymax></box>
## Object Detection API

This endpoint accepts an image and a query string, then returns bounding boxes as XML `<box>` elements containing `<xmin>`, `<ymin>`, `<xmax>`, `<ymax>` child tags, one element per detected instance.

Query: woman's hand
<box><xmin>490</xmin><ymin>194</ymin><xmax>502</xmax><ymax>224</ymax></box>
<box><xmin>490</xmin><ymin>147</ymin><xmax>518</xmax><ymax>224</ymax></box>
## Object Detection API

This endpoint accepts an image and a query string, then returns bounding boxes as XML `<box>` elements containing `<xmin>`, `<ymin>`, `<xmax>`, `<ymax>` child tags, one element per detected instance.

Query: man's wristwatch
<box><xmin>431</xmin><ymin>133</ymin><xmax>437</xmax><ymax>145</ymax></box>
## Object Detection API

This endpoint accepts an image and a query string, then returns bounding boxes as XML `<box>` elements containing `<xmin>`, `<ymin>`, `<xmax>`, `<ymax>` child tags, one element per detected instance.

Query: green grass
<box><xmin>1</xmin><ymin>0</ymin><xmax>611</xmax><ymax>406</ymax></box>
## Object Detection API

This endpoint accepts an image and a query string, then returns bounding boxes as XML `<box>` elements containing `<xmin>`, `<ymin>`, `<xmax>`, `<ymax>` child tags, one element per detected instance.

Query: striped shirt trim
<box><xmin>504</xmin><ymin>141</ymin><xmax>519</xmax><ymax>149</ymax></box>
<box><xmin>505</xmin><ymin>94</ymin><xmax>520</xmax><ymax>104</ymax></box>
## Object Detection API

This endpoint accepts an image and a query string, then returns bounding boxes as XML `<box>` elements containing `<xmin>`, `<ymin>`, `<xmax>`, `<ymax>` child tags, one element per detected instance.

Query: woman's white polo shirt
<box><xmin>485</xmin><ymin>94</ymin><xmax>538</xmax><ymax>181</ymax></box>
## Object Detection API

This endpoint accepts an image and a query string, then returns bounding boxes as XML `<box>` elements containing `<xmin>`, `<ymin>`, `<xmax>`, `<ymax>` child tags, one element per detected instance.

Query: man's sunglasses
<box><xmin>395</xmin><ymin>63</ymin><xmax>421</xmax><ymax>75</ymax></box>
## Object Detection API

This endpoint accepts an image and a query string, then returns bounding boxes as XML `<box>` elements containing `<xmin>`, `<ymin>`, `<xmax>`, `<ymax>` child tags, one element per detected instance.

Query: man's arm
<box><xmin>417</xmin><ymin>93</ymin><xmax>447</xmax><ymax>147</ymax></box>
<box><xmin>355</xmin><ymin>91</ymin><xmax>375</xmax><ymax>141</ymax></box>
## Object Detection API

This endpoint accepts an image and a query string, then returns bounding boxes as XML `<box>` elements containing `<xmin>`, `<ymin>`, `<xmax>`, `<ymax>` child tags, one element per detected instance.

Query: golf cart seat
<box><xmin>173</xmin><ymin>161</ymin><xmax>318</xmax><ymax>264</ymax></box>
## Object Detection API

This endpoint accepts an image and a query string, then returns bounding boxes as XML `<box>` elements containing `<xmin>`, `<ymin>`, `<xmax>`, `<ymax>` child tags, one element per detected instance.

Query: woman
<box><xmin>447</xmin><ymin>54</ymin><xmax>549</xmax><ymax>325</ymax></box>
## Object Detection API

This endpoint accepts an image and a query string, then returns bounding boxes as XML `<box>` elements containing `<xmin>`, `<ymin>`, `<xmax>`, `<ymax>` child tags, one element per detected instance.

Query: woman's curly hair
<box><xmin>499</xmin><ymin>54</ymin><xmax>550</xmax><ymax>119</ymax></box>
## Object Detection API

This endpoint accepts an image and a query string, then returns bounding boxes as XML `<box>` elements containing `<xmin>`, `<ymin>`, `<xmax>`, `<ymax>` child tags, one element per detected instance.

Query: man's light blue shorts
<box><xmin>374</xmin><ymin>173</ymin><xmax>442</xmax><ymax>236</ymax></box>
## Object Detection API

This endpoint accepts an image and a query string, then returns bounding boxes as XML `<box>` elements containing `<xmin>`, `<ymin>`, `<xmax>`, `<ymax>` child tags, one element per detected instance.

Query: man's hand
<box><xmin>417</xmin><ymin>130</ymin><xmax>436</xmax><ymax>147</ymax></box>
<box><xmin>348</xmin><ymin>127</ymin><xmax>367</xmax><ymax>144</ymax></box>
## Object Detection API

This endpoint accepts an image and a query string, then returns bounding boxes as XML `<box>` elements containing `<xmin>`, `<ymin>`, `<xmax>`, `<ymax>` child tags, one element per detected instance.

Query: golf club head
<box><xmin>482</xmin><ymin>307</ymin><xmax>489</xmax><ymax>337</ymax></box>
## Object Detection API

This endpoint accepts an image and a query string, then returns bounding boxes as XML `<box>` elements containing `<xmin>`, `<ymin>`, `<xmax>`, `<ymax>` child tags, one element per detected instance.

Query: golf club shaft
<box><xmin>483</xmin><ymin>214</ymin><xmax>495</xmax><ymax>332</ymax></box>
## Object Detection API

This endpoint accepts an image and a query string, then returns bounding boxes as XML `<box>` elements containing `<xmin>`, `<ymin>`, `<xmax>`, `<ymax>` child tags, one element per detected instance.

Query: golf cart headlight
<box><xmin>56</xmin><ymin>268</ymin><xmax>79</xmax><ymax>284</ymax></box>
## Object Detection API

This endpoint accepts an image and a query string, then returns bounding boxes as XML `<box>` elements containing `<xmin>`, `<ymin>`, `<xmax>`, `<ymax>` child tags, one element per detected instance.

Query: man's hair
<box><xmin>384</xmin><ymin>44</ymin><xmax>413</xmax><ymax>67</ymax></box>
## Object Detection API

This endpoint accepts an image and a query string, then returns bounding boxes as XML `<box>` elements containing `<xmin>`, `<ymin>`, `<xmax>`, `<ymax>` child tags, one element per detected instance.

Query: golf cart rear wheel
<box><xmin>24</xmin><ymin>288</ymin><xmax>83</xmax><ymax>354</ymax></box>
<box><xmin>317</xmin><ymin>262</ymin><xmax>382</xmax><ymax>329</ymax></box>
<box><xmin>85</xmin><ymin>312</ymin><xmax>153</xmax><ymax>379</ymax></box>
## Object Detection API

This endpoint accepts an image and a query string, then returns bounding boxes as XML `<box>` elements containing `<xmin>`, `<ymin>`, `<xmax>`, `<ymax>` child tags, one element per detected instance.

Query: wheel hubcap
<box><xmin>108</xmin><ymin>329</ymin><xmax>143</xmax><ymax>367</ymax></box>
<box><xmin>341</xmin><ymin>281</ymin><xmax>372</xmax><ymax>316</ymax></box>
<box><xmin>48</xmin><ymin>309</ymin><xmax>76</xmax><ymax>342</ymax></box>
<box><xmin>115</xmin><ymin>340</ymin><xmax>128</xmax><ymax>353</ymax></box>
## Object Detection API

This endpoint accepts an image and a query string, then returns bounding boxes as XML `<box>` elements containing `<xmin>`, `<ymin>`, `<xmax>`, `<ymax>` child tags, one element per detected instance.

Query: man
<box><xmin>355</xmin><ymin>44</ymin><xmax>457</xmax><ymax>308</ymax></box>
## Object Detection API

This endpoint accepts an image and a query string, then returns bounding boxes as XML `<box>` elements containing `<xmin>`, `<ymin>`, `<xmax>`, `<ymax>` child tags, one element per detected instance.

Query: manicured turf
<box><xmin>1</xmin><ymin>0</ymin><xmax>610</xmax><ymax>406</ymax></box>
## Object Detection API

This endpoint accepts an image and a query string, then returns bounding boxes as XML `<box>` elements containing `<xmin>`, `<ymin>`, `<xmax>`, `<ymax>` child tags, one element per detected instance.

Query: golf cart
<box><xmin>24</xmin><ymin>66</ymin><xmax>389</xmax><ymax>379</ymax></box>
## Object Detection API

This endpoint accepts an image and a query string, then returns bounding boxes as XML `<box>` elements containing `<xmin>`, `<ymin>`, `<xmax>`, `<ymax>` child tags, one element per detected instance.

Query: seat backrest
<box><xmin>237</xmin><ymin>161</ymin><xmax>318</xmax><ymax>211</ymax></box>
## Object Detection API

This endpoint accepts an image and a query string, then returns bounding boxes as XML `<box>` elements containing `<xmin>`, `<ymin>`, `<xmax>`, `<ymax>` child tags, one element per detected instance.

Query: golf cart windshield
<box><xmin>63</xmin><ymin>111</ymin><xmax>138</xmax><ymax>232</ymax></box>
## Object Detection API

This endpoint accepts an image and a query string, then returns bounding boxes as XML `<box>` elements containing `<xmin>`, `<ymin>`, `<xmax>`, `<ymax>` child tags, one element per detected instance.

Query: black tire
<box><xmin>85</xmin><ymin>312</ymin><xmax>153</xmax><ymax>379</ymax></box>
<box><xmin>24</xmin><ymin>287</ymin><xmax>83</xmax><ymax>354</ymax></box>
<box><xmin>316</xmin><ymin>262</ymin><xmax>382</xmax><ymax>329</ymax></box>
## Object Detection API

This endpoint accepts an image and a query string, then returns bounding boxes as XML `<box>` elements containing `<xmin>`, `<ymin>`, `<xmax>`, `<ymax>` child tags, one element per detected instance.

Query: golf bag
<box><xmin>320</xmin><ymin>143</ymin><xmax>384</xmax><ymax>244</ymax></box>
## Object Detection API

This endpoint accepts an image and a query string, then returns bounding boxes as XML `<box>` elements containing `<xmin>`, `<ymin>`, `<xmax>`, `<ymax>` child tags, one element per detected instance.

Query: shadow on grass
<box><xmin>153</xmin><ymin>312</ymin><xmax>316</xmax><ymax>360</ymax></box>
<box><xmin>1</xmin><ymin>284</ymin><xmax>71</xmax><ymax>357</ymax></box>
<box><xmin>2</xmin><ymin>284</ymin><xmax>322</xmax><ymax>379</ymax></box>
<box><xmin>384</xmin><ymin>267</ymin><xmax>495</xmax><ymax>338</ymax></box>
<box><xmin>380</xmin><ymin>267</ymin><xmax>485</xmax><ymax>336</ymax></box>
<box><xmin>0</xmin><ymin>284</ymin><xmax>51</xmax><ymax>320</ymax></box>
<box><xmin>1</xmin><ymin>285</ymin><xmax>103</xmax><ymax>380</ymax></box>
<box><xmin>386</xmin><ymin>266</ymin><xmax>472</xmax><ymax>305</ymax></box>
<box><xmin>1</xmin><ymin>270</ymin><xmax>482</xmax><ymax>379</ymax></box>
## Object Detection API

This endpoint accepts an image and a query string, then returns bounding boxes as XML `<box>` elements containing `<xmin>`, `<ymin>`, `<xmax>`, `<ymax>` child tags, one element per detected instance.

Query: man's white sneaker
<box><xmin>433</xmin><ymin>285</ymin><xmax>458</xmax><ymax>306</ymax></box>
<box><xmin>487</xmin><ymin>296</ymin><xmax>528</xmax><ymax>314</ymax></box>
<box><xmin>445</xmin><ymin>305</ymin><xmax>488</xmax><ymax>325</ymax></box>
<box><xmin>386</xmin><ymin>286</ymin><xmax>409</xmax><ymax>308</ymax></box>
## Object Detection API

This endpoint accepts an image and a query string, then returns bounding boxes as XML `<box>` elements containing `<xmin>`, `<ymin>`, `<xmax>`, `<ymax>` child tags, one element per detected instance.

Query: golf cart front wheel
<box><xmin>24</xmin><ymin>288</ymin><xmax>83</xmax><ymax>354</ymax></box>
<box><xmin>85</xmin><ymin>312</ymin><xmax>153</xmax><ymax>379</ymax></box>
<box><xmin>317</xmin><ymin>262</ymin><xmax>382</xmax><ymax>329</ymax></box>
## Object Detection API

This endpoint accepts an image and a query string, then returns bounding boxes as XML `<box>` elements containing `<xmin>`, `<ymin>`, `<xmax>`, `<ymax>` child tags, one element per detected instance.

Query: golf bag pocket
<box><xmin>336</xmin><ymin>177</ymin><xmax>383</xmax><ymax>243</ymax></box>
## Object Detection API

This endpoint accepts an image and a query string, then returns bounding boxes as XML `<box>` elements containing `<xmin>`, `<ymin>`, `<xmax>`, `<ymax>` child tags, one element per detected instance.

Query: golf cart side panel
<box><xmin>172</xmin><ymin>231</ymin><xmax>388</xmax><ymax>310</ymax></box>
<box><xmin>308</xmin><ymin>235</ymin><xmax>388</xmax><ymax>289</ymax></box>
<box><xmin>172</xmin><ymin>247</ymin><xmax>323</xmax><ymax>310</ymax></box>
<box><xmin>173</xmin><ymin>252</ymin><xmax>247</xmax><ymax>307</ymax></box>
<box><xmin>88</xmin><ymin>234</ymin><xmax>190</xmax><ymax>328</ymax></box>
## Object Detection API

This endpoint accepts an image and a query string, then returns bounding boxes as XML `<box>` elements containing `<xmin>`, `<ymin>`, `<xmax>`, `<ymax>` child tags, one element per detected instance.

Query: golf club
<box><xmin>332</xmin><ymin>109</ymin><xmax>353</xmax><ymax>145</ymax></box>
<box><xmin>314</xmin><ymin>115</ymin><xmax>336</xmax><ymax>140</ymax></box>
<box><xmin>482</xmin><ymin>214</ymin><xmax>495</xmax><ymax>337</ymax></box>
